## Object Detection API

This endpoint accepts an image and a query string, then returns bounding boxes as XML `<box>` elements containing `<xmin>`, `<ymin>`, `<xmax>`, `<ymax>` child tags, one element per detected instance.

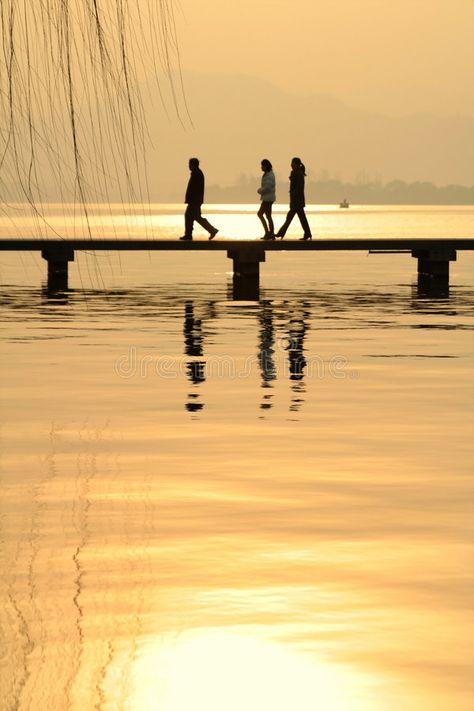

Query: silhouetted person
<box><xmin>276</xmin><ymin>157</ymin><xmax>312</xmax><ymax>240</ymax></box>
<box><xmin>257</xmin><ymin>159</ymin><xmax>276</xmax><ymax>240</ymax></box>
<box><xmin>180</xmin><ymin>158</ymin><xmax>218</xmax><ymax>241</ymax></box>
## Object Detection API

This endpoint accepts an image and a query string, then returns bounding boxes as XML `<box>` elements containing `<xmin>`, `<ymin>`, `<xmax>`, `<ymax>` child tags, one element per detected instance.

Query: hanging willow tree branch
<box><xmin>0</xmin><ymin>0</ymin><xmax>185</xmax><ymax>236</ymax></box>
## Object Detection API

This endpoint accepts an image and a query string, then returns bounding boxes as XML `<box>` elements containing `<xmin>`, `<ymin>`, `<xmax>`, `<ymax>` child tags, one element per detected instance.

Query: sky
<box><xmin>176</xmin><ymin>0</ymin><xmax>474</xmax><ymax>116</ymax></box>
<box><xmin>2</xmin><ymin>0</ymin><xmax>473</xmax><ymax>203</ymax></box>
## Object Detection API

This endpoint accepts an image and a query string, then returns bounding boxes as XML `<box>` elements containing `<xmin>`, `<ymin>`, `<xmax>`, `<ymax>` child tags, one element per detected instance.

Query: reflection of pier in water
<box><xmin>3</xmin><ymin>283</ymin><xmax>472</xmax><ymax>418</ymax></box>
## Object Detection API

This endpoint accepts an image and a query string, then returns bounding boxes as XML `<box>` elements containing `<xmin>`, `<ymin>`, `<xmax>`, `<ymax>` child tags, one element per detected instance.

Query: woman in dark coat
<box><xmin>276</xmin><ymin>157</ymin><xmax>312</xmax><ymax>240</ymax></box>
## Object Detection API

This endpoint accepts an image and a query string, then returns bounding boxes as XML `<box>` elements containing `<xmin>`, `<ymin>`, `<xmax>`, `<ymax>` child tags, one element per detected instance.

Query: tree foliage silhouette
<box><xmin>0</xmin><ymin>0</ymin><xmax>184</xmax><ymax>234</ymax></box>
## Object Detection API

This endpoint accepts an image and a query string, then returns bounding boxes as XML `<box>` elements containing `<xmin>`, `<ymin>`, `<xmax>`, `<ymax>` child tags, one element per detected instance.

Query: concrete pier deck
<box><xmin>1</xmin><ymin>237</ymin><xmax>473</xmax><ymax>298</ymax></box>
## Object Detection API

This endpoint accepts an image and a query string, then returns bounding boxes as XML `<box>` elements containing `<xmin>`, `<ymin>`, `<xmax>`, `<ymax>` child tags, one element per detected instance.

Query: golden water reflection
<box><xmin>3</xmin><ymin>413</ymin><xmax>472</xmax><ymax>710</ymax></box>
<box><xmin>1</xmin><ymin>272</ymin><xmax>473</xmax><ymax>709</ymax></box>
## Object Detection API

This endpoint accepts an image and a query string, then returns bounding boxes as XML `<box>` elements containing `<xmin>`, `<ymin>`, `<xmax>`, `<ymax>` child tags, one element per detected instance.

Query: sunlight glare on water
<box><xmin>121</xmin><ymin>629</ymin><xmax>373</xmax><ymax>711</ymax></box>
<box><xmin>0</xmin><ymin>203</ymin><xmax>472</xmax><ymax>240</ymax></box>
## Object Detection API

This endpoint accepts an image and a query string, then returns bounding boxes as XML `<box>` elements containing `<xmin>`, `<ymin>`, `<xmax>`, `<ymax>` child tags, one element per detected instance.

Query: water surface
<box><xmin>1</xmin><ymin>205</ymin><xmax>473</xmax><ymax>710</ymax></box>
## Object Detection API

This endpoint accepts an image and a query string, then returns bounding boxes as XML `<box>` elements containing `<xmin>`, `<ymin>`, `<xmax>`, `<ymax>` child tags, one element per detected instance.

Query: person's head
<box><xmin>189</xmin><ymin>157</ymin><xmax>200</xmax><ymax>171</ymax></box>
<box><xmin>291</xmin><ymin>156</ymin><xmax>306</xmax><ymax>175</ymax></box>
<box><xmin>261</xmin><ymin>159</ymin><xmax>272</xmax><ymax>172</ymax></box>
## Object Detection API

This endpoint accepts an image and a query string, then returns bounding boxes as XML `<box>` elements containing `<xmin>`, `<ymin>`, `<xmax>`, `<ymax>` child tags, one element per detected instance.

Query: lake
<box><xmin>1</xmin><ymin>204</ymin><xmax>473</xmax><ymax>710</ymax></box>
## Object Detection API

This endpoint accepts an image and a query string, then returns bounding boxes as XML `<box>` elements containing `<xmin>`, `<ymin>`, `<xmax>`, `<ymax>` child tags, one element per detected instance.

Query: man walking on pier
<box><xmin>180</xmin><ymin>158</ymin><xmax>219</xmax><ymax>241</ymax></box>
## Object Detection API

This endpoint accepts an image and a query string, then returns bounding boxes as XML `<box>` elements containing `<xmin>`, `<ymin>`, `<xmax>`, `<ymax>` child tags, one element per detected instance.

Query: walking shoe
<box><xmin>179</xmin><ymin>235</ymin><xmax>192</xmax><ymax>241</ymax></box>
<box><xmin>209</xmin><ymin>228</ymin><xmax>219</xmax><ymax>240</ymax></box>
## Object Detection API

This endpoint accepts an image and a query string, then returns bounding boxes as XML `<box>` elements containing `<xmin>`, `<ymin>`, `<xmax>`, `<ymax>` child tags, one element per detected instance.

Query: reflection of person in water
<box><xmin>184</xmin><ymin>302</ymin><xmax>205</xmax><ymax>412</ymax></box>
<box><xmin>286</xmin><ymin>304</ymin><xmax>310</xmax><ymax>413</ymax></box>
<box><xmin>258</xmin><ymin>301</ymin><xmax>276</xmax><ymax>412</ymax></box>
<box><xmin>288</xmin><ymin>320</ymin><xmax>307</xmax><ymax>380</ymax></box>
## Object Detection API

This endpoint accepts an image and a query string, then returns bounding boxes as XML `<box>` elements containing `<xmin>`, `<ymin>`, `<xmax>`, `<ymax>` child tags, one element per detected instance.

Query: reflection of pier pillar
<box><xmin>412</xmin><ymin>248</ymin><xmax>456</xmax><ymax>295</ymax></box>
<box><xmin>227</xmin><ymin>249</ymin><xmax>265</xmax><ymax>301</ymax></box>
<box><xmin>41</xmin><ymin>246</ymin><xmax>75</xmax><ymax>291</ymax></box>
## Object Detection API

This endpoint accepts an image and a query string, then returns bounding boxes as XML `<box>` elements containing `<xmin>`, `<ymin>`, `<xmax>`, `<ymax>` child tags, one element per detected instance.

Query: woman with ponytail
<box><xmin>276</xmin><ymin>157</ymin><xmax>312</xmax><ymax>240</ymax></box>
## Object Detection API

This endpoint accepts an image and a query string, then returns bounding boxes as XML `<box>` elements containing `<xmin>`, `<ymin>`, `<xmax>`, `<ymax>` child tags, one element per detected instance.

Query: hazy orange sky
<box><xmin>2</xmin><ymin>0</ymin><xmax>473</xmax><ymax>200</ymax></box>
<box><xmin>177</xmin><ymin>0</ymin><xmax>474</xmax><ymax>116</ymax></box>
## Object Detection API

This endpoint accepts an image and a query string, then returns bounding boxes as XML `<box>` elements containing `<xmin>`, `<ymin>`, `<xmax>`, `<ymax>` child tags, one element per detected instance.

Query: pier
<box><xmin>1</xmin><ymin>238</ymin><xmax>473</xmax><ymax>299</ymax></box>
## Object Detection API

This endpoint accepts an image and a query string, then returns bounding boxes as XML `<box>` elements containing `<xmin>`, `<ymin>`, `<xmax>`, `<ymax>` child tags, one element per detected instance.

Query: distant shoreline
<box><xmin>205</xmin><ymin>179</ymin><xmax>474</xmax><ymax>206</ymax></box>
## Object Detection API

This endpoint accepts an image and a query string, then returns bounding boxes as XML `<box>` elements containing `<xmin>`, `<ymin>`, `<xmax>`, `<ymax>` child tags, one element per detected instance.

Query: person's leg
<box><xmin>276</xmin><ymin>208</ymin><xmax>295</xmax><ymax>238</ymax></box>
<box><xmin>257</xmin><ymin>203</ymin><xmax>269</xmax><ymax>235</ymax></box>
<box><xmin>195</xmin><ymin>208</ymin><xmax>218</xmax><ymax>236</ymax></box>
<box><xmin>265</xmin><ymin>202</ymin><xmax>274</xmax><ymax>235</ymax></box>
<box><xmin>297</xmin><ymin>208</ymin><xmax>312</xmax><ymax>238</ymax></box>
<box><xmin>184</xmin><ymin>204</ymin><xmax>195</xmax><ymax>238</ymax></box>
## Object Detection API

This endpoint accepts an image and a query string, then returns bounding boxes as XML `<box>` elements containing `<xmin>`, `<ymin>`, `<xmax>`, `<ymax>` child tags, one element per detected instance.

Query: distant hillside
<box><xmin>2</xmin><ymin>71</ymin><xmax>473</xmax><ymax>203</ymax></box>
<box><xmin>143</xmin><ymin>72</ymin><xmax>474</xmax><ymax>200</ymax></box>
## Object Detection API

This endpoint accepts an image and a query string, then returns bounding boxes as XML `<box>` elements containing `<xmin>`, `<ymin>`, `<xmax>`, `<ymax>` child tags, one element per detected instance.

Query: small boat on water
<box><xmin>339</xmin><ymin>199</ymin><xmax>349</xmax><ymax>208</ymax></box>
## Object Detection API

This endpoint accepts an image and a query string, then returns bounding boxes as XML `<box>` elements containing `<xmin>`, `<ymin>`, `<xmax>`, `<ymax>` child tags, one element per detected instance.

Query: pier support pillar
<box><xmin>41</xmin><ymin>246</ymin><xmax>75</xmax><ymax>291</ymax></box>
<box><xmin>227</xmin><ymin>249</ymin><xmax>265</xmax><ymax>300</ymax></box>
<box><xmin>412</xmin><ymin>248</ymin><xmax>456</xmax><ymax>294</ymax></box>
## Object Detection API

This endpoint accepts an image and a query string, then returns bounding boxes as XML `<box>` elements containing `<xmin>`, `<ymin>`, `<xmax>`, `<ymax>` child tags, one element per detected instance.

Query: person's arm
<box><xmin>185</xmin><ymin>176</ymin><xmax>192</xmax><ymax>203</ymax></box>
<box><xmin>289</xmin><ymin>171</ymin><xmax>296</xmax><ymax>197</ymax></box>
<box><xmin>293</xmin><ymin>171</ymin><xmax>304</xmax><ymax>199</ymax></box>
<box><xmin>197</xmin><ymin>170</ymin><xmax>205</xmax><ymax>204</ymax></box>
<box><xmin>186</xmin><ymin>171</ymin><xmax>204</xmax><ymax>203</ymax></box>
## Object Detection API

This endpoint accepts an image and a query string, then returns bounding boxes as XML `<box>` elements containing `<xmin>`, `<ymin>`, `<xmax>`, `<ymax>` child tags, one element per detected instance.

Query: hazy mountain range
<box><xmin>2</xmin><ymin>72</ymin><xmax>473</xmax><ymax>204</ymax></box>
<box><xmin>146</xmin><ymin>72</ymin><xmax>474</xmax><ymax>199</ymax></box>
